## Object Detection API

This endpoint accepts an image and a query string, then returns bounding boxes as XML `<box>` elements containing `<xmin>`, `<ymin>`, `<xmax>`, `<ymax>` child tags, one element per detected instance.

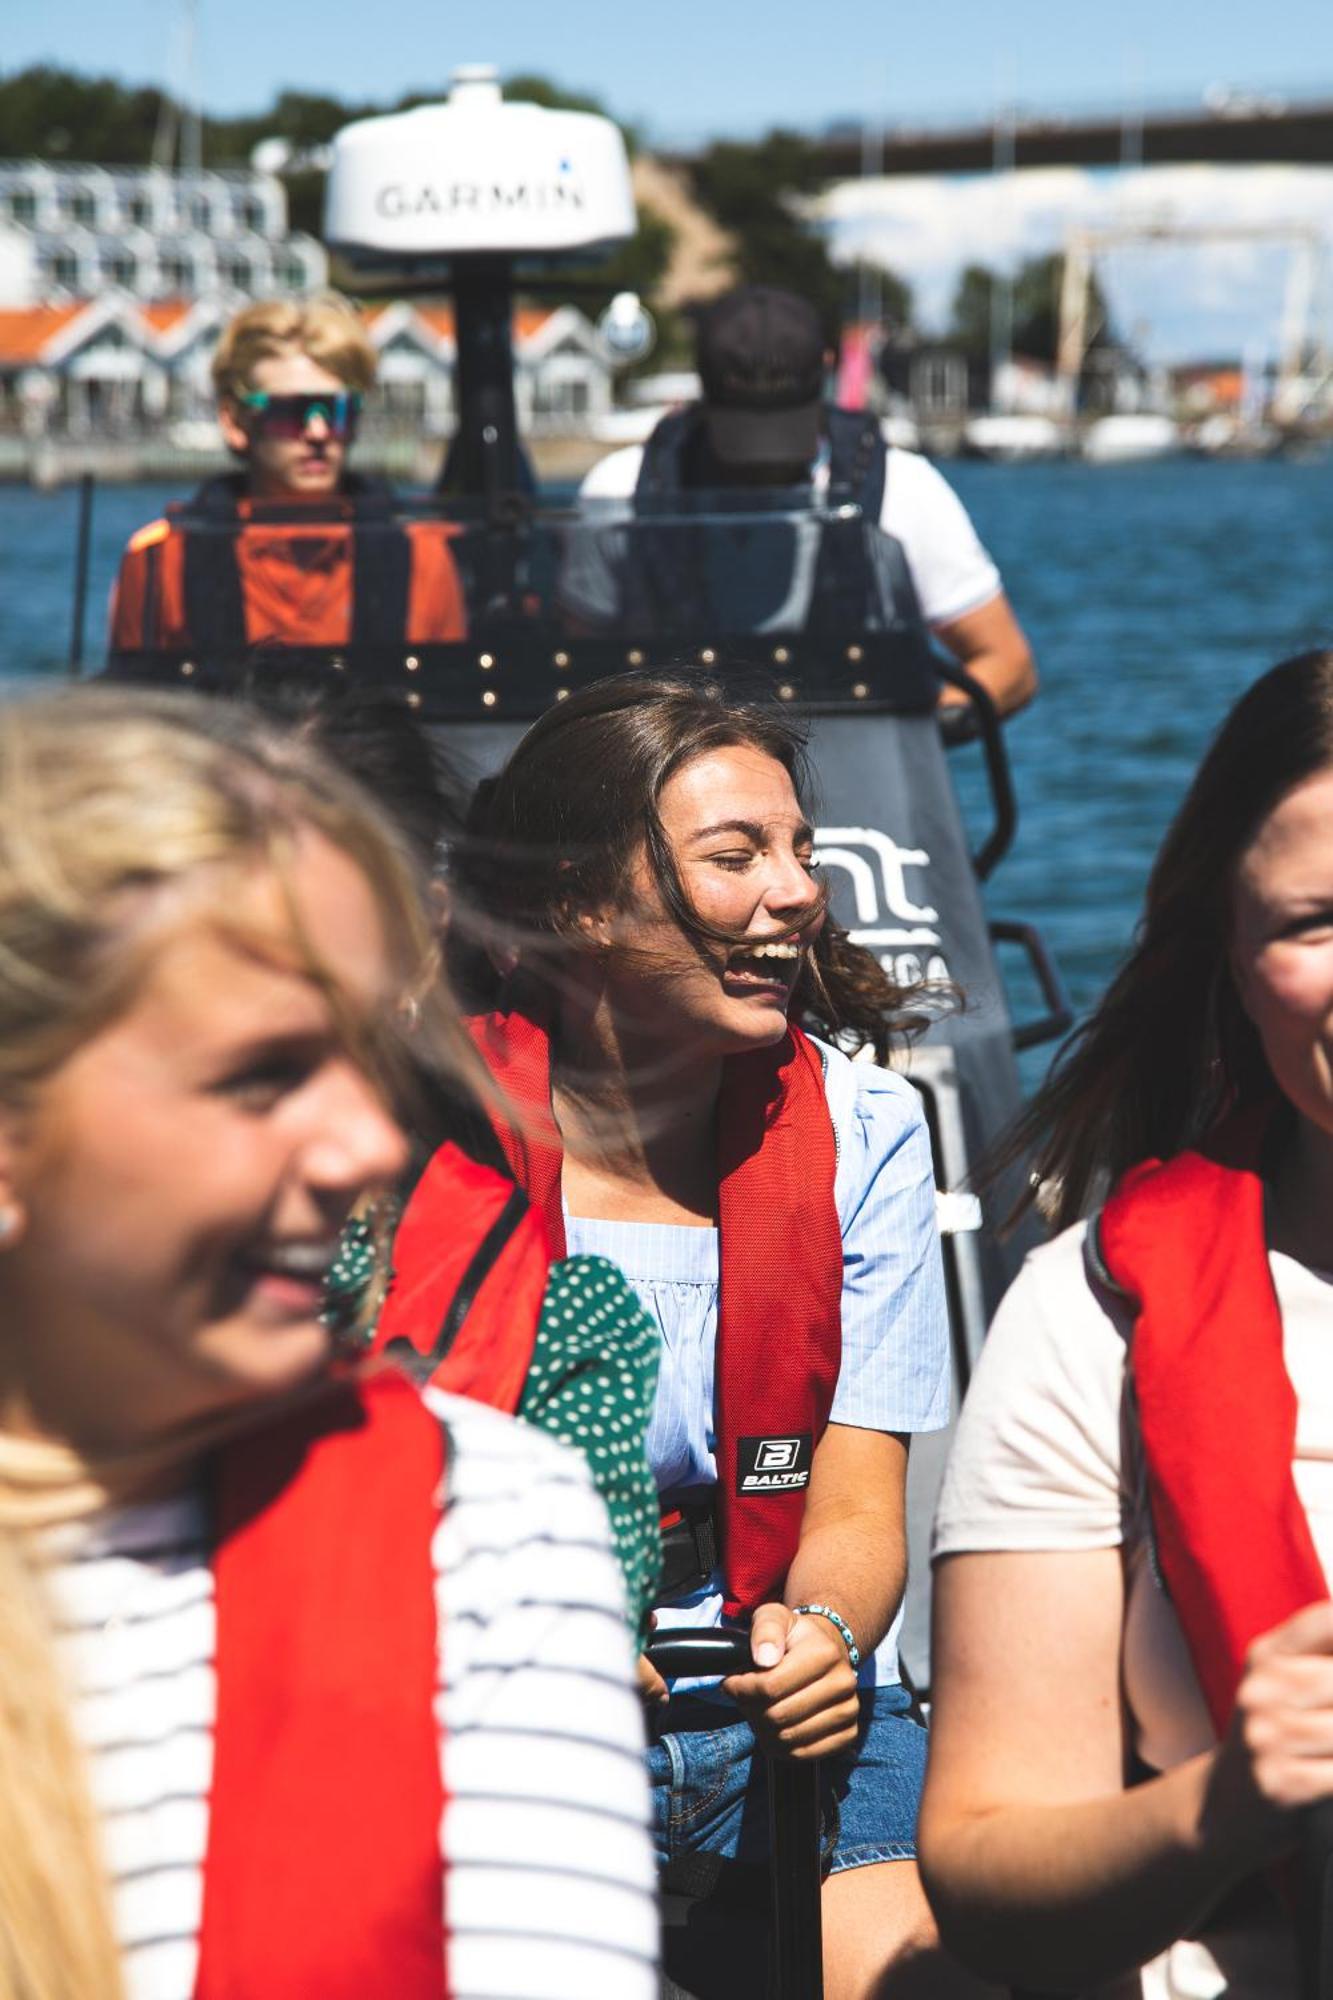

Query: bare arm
<box><xmin>934</xmin><ymin>593</ymin><xmax>1037</xmax><ymax>718</ymax></box>
<box><xmin>785</xmin><ymin>1422</ymin><xmax>908</xmax><ymax>1655</ymax></box>
<box><xmin>918</xmin><ymin>1549</ymin><xmax>1329</xmax><ymax>1990</ymax></box>
<box><xmin>724</xmin><ymin>1424</ymin><xmax>908</xmax><ymax>1758</ymax></box>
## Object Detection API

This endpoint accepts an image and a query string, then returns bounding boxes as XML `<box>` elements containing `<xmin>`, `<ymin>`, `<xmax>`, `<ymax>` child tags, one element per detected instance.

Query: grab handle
<box><xmin>932</xmin><ymin>655</ymin><xmax>1017</xmax><ymax>882</ymax></box>
<box><xmin>989</xmin><ymin>918</ymin><xmax>1075</xmax><ymax>1052</ymax></box>
<box><xmin>644</xmin><ymin>1628</ymin><xmax>753</xmax><ymax>1680</ymax></box>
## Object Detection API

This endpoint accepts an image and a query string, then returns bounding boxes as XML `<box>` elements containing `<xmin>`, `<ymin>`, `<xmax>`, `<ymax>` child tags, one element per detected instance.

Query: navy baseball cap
<box><xmin>696</xmin><ymin>286</ymin><xmax>825</xmax><ymax>468</ymax></box>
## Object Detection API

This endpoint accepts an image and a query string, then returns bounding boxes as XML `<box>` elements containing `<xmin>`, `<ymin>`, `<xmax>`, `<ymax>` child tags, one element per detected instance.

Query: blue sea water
<box><xmin>2</xmin><ymin>456</ymin><xmax>1331</xmax><ymax>1065</ymax></box>
<box><xmin>945</xmin><ymin>456</ymin><xmax>1333</xmax><ymax>1042</ymax></box>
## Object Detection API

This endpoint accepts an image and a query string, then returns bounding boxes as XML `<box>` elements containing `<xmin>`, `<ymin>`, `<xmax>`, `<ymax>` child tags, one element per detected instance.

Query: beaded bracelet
<box><xmin>792</xmin><ymin>1602</ymin><xmax>861</xmax><ymax>1670</ymax></box>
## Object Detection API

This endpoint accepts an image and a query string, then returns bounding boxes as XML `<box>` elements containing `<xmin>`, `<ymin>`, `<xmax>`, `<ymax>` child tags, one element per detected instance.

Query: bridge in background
<box><xmin>805</xmin><ymin>96</ymin><xmax>1333</xmax><ymax>177</ymax></box>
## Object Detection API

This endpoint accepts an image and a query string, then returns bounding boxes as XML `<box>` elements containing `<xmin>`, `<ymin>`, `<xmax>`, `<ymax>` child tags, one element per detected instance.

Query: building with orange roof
<box><xmin>0</xmin><ymin>295</ymin><xmax>613</xmax><ymax>445</ymax></box>
<box><xmin>363</xmin><ymin>302</ymin><xmax>612</xmax><ymax>437</ymax></box>
<box><xmin>0</xmin><ymin>158</ymin><xmax>615</xmax><ymax>455</ymax></box>
<box><xmin>0</xmin><ymin>298</ymin><xmax>169</xmax><ymax>437</ymax></box>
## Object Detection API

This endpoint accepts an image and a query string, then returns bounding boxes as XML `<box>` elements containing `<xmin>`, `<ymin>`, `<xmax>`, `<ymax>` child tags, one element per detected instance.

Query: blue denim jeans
<box><xmin>647</xmin><ymin>1682</ymin><xmax>925</xmax><ymax>1876</ymax></box>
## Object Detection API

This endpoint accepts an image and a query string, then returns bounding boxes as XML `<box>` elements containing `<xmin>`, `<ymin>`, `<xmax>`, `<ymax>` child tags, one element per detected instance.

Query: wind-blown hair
<box><xmin>210</xmin><ymin>292</ymin><xmax>377</xmax><ymax>402</ymax></box>
<box><xmin>449</xmin><ymin>669</ymin><xmax>937</xmax><ymax>1058</ymax></box>
<box><xmin>1000</xmin><ymin>649</ymin><xmax>1333</xmax><ymax>1231</ymax></box>
<box><xmin>0</xmin><ymin>684</ymin><xmax>466</xmax><ymax>2000</ymax></box>
<box><xmin>229</xmin><ymin>655</ymin><xmax>466</xmax><ymax>875</ymax></box>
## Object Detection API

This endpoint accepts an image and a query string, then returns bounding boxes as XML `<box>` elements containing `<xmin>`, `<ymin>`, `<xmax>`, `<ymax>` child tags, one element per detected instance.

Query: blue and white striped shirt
<box><xmin>565</xmin><ymin>1038</ymin><xmax>950</xmax><ymax>1686</ymax></box>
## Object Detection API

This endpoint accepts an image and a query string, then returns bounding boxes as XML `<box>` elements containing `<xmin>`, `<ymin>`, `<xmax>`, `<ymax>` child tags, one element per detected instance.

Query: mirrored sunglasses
<box><xmin>237</xmin><ymin>390</ymin><xmax>363</xmax><ymax>440</ymax></box>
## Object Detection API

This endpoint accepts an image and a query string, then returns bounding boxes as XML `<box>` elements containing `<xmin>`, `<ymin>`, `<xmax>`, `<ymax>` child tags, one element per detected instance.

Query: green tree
<box><xmin>0</xmin><ymin>65</ymin><xmax>165</xmax><ymax>161</ymax></box>
<box><xmin>949</xmin><ymin>253</ymin><xmax>1115</xmax><ymax>366</ymax></box>
<box><xmin>522</xmin><ymin>206</ymin><xmax>675</xmax><ymax>323</ymax></box>
<box><xmin>690</xmin><ymin>131</ymin><xmax>912</xmax><ymax>338</ymax></box>
<box><xmin>691</xmin><ymin>132</ymin><xmax>835</xmax><ymax>328</ymax></box>
<box><xmin>947</xmin><ymin>264</ymin><xmax>996</xmax><ymax>364</ymax></box>
<box><xmin>1013</xmin><ymin>252</ymin><xmax>1099</xmax><ymax>361</ymax></box>
<box><xmin>844</xmin><ymin>260</ymin><xmax>913</xmax><ymax>331</ymax></box>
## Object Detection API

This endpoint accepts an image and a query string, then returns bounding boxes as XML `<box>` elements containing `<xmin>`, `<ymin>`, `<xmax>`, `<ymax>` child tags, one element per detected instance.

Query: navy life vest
<box><xmin>175</xmin><ymin>471</ymin><xmax>413</xmax><ymax>655</ymax></box>
<box><xmin>628</xmin><ymin>402</ymin><xmax>934</xmax><ymax>652</ymax></box>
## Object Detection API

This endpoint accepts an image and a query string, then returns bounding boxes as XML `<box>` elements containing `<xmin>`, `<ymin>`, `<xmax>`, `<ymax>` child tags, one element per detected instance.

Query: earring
<box><xmin>0</xmin><ymin>1208</ymin><xmax>19</xmax><ymax>1246</ymax></box>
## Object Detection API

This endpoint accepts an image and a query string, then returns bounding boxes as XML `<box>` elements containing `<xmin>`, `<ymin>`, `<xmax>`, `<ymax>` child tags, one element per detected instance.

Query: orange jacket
<box><xmin>110</xmin><ymin>503</ymin><xmax>467</xmax><ymax>652</ymax></box>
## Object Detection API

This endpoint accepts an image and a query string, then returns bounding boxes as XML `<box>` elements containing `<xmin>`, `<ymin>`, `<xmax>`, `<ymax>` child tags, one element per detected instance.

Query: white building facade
<box><xmin>0</xmin><ymin>160</ymin><xmax>326</xmax><ymax>306</ymax></box>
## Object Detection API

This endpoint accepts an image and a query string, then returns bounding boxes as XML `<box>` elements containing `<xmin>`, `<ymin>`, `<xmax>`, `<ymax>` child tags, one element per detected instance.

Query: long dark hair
<box><xmin>230</xmin><ymin>656</ymin><xmax>465</xmax><ymax>872</ymax></box>
<box><xmin>1000</xmin><ymin>649</ymin><xmax>1333</xmax><ymax>1230</ymax></box>
<box><xmin>449</xmin><ymin>670</ymin><xmax>932</xmax><ymax>1058</ymax></box>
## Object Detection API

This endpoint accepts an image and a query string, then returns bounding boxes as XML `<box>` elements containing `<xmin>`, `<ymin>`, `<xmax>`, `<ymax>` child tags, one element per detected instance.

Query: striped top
<box><xmin>40</xmin><ymin>1391</ymin><xmax>657</xmax><ymax>2000</ymax></box>
<box><xmin>566</xmin><ymin>1038</ymin><xmax>950</xmax><ymax>1688</ymax></box>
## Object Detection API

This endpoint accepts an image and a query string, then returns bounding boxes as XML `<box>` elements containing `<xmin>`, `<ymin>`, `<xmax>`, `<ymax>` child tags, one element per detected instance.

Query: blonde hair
<box><xmin>210</xmin><ymin>292</ymin><xmax>378</xmax><ymax>401</ymax></box>
<box><xmin>0</xmin><ymin>683</ymin><xmax>469</xmax><ymax>2000</ymax></box>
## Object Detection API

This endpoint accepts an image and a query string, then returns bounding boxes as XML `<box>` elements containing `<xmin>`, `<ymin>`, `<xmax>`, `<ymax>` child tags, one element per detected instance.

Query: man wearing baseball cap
<box><xmin>576</xmin><ymin>284</ymin><xmax>1036</xmax><ymax>719</ymax></box>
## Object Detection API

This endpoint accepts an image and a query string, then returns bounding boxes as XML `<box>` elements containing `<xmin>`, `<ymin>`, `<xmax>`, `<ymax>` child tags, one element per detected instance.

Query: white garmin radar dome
<box><xmin>324</xmin><ymin>65</ymin><xmax>637</xmax><ymax>275</ymax></box>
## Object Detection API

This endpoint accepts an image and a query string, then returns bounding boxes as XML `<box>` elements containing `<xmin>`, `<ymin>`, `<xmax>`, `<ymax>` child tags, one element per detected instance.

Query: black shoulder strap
<box><xmin>187</xmin><ymin>472</ymin><xmax>250</xmax><ymax>519</ymax></box>
<box><xmin>341</xmin><ymin>472</ymin><xmax>393</xmax><ymax>515</ymax></box>
<box><xmin>380</xmin><ymin>1066</ymin><xmax>534</xmax><ymax>1391</ymax></box>
<box><xmin>634</xmin><ymin>405</ymin><xmax>706</xmax><ymax>501</ymax></box>
<box><xmin>382</xmin><ymin>1182</ymin><xmax>531</xmax><ymax>1389</ymax></box>
<box><xmin>179</xmin><ymin>475</ymin><xmax>250</xmax><ymax>657</ymax></box>
<box><xmin>345</xmin><ymin>477</ymin><xmax>412</xmax><ymax>648</ymax></box>
<box><xmin>808</xmin><ymin>409</ymin><xmax>936</xmax><ymax>643</ymax></box>
<box><xmin>1084</xmin><ymin>1209</ymin><xmax>1132</xmax><ymax>1301</ymax></box>
<box><xmin>140</xmin><ymin>537</ymin><xmax>162</xmax><ymax>650</ymax></box>
<box><xmin>807</xmin><ymin>412</ymin><xmax>884</xmax><ymax>636</ymax></box>
<box><xmin>823</xmin><ymin>405</ymin><xmax>887</xmax><ymax>518</ymax></box>
<box><xmin>178</xmin><ymin>473</ymin><xmax>412</xmax><ymax>656</ymax></box>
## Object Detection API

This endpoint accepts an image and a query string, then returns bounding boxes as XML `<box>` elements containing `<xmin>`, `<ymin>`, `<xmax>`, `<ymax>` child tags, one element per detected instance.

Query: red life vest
<box><xmin>374</xmin><ymin>1143</ymin><xmax>551</xmax><ymax>1411</ymax></box>
<box><xmin>195</xmin><ymin>1371</ymin><xmax>448</xmax><ymax>1999</ymax></box>
<box><xmin>468</xmin><ymin>1004</ymin><xmax>844</xmax><ymax>1616</ymax></box>
<box><xmin>1095</xmin><ymin>1113</ymin><xmax>1328</xmax><ymax>1735</ymax></box>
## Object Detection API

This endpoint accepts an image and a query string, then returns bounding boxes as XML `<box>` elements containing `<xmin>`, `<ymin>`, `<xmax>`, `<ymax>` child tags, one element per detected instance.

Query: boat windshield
<box><xmin>104</xmin><ymin>487</ymin><xmax>943</xmax><ymax>720</ymax></box>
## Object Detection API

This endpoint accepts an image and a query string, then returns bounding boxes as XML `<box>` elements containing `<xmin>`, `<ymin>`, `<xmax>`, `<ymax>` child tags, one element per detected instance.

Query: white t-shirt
<box><xmin>577</xmin><ymin>437</ymin><xmax>1002</xmax><ymax>628</ymax></box>
<box><xmin>933</xmin><ymin>1220</ymin><xmax>1333</xmax><ymax>2000</ymax></box>
<box><xmin>42</xmin><ymin>1391</ymin><xmax>657</xmax><ymax>2000</ymax></box>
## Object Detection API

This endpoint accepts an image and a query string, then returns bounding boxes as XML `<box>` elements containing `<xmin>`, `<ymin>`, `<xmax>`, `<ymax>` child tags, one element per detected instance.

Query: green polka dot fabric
<box><xmin>326</xmin><ymin>1210</ymin><xmax>663</xmax><ymax>1640</ymax></box>
<box><xmin>518</xmin><ymin>1256</ymin><xmax>662</xmax><ymax>1642</ymax></box>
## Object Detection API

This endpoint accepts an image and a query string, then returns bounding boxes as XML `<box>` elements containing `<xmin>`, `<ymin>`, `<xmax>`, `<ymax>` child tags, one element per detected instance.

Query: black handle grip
<box><xmin>644</xmin><ymin>1628</ymin><xmax>753</xmax><ymax>1679</ymax></box>
<box><xmin>646</xmin><ymin>1623</ymin><xmax>825</xmax><ymax>1998</ymax></box>
<box><xmin>1299</xmin><ymin>1800</ymin><xmax>1333</xmax><ymax>2000</ymax></box>
<box><xmin>931</xmin><ymin>654</ymin><xmax>1017</xmax><ymax>882</ymax></box>
<box><xmin>989</xmin><ymin>918</ymin><xmax>1075</xmax><ymax>1053</ymax></box>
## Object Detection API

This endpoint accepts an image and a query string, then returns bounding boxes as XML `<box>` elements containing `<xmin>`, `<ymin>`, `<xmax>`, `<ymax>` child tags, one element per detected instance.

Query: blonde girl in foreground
<box><xmin>0</xmin><ymin>686</ymin><xmax>654</xmax><ymax>2000</ymax></box>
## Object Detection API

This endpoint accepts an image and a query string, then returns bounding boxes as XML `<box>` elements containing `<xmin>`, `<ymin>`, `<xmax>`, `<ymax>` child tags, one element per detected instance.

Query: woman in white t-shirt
<box><xmin>0</xmin><ymin>687</ymin><xmax>655</xmax><ymax>2000</ymax></box>
<box><xmin>920</xmin><ymin>649</ymin><xmax>1333</xmax><ymax>1999</ymax></box>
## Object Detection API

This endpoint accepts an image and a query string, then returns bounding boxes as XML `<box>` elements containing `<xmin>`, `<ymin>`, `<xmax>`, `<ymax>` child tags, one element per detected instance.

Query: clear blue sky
<box><xmin>9</xmin><ymin>0</ymin><xmax>1331</xmax><ymax>145</ymax></box>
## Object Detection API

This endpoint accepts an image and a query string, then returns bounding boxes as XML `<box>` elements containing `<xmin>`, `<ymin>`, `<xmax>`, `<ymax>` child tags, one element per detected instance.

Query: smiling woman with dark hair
<box><xmin>419</xmin><ymin>670</ymin><xmax>985</xmax><ymax>2000</ymax></box>
<box><xmin>922</xmin><ymin>650</ymin><xmax>1333</xmax><ymax>2000</ymax></box>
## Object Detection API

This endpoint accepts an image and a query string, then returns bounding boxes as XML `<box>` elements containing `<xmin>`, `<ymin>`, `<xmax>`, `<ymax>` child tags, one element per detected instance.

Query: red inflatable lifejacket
<box><xmin>197</xmin><ymin>1371</ymin><xmax>448</xmax><ymax>1999</ymax></box>
<box><xmin>467</xmin><ymin>1004</ymin><xmax>845</xmax><ymax>1616</ymax></box>
<box><xmin>374</xmin><ymin>1142</ymin><xmax>550</xmax><ymax>1414</ymax></box>
<box><xmin>1095</xmin><ymin>1112</ymin><xmax>1327</xmax><ymax>1735</ymax></box>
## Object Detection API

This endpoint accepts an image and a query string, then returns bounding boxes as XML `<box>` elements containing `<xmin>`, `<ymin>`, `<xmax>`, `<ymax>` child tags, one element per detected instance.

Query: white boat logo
<box><xmin>813</xmin><ymin>826</ymin><xmax>950</xmax><ymax>986</ymax></box>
